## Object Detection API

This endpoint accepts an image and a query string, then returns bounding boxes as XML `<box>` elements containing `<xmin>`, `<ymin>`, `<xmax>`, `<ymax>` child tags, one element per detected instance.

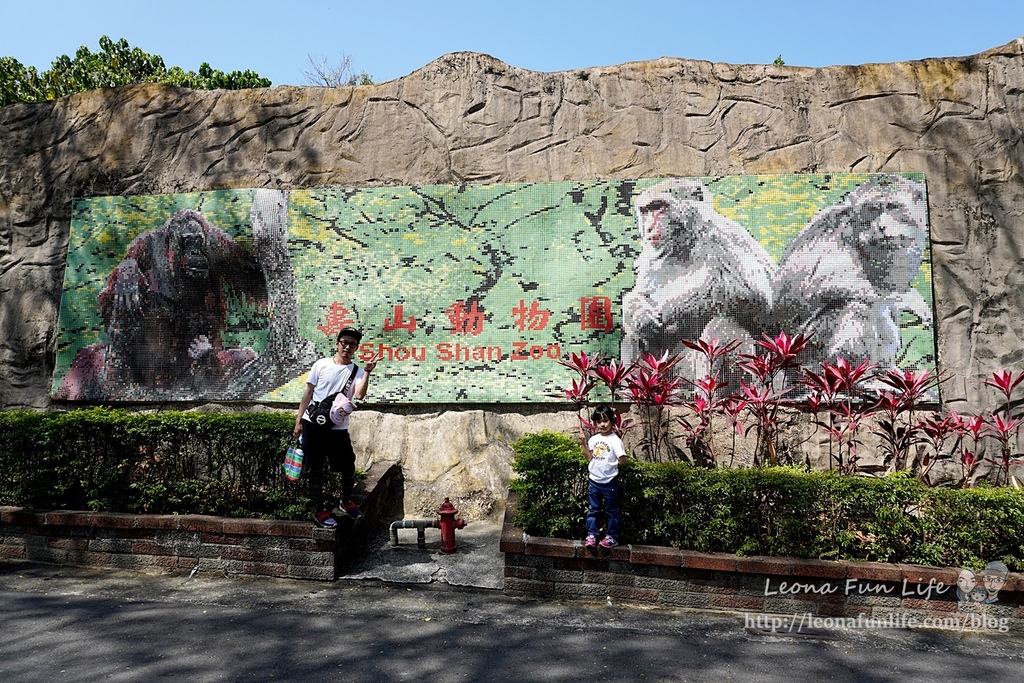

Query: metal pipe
<box><xmin>389</xmin><ymin>519</ymin><xmax>439</xmax><ymax>548</ymax></box>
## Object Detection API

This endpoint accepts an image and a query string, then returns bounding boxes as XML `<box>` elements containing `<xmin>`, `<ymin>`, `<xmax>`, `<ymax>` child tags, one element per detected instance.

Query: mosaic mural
<box><xmin>52</xmin><ymin>174</ymin><xmax>934</xmax><ymax>403</ymax></box>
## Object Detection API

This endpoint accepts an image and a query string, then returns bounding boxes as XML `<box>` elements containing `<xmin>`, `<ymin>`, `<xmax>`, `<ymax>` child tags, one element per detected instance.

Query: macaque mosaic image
<box><xmin>53</xmin><ymin>174</ymin><xmax>933</xmax><ymax>403</ymax></box>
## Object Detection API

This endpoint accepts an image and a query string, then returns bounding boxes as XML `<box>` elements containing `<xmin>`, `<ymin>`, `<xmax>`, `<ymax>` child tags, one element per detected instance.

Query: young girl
<box><xmin>580</xmin><ymin>405</ymin><xmax>628</xmax><ymax>548</ymax></box>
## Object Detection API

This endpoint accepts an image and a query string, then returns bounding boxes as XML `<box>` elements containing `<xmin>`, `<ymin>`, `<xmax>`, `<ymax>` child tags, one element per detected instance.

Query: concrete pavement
<box><xmin>4</xmin><ymin>517</ymin><xmax>1024</xmax><ymax>682</ymax></box>
<box><xmin>342</xmin><ymin>520</ymin><xmax>504</xmax><ymax>589</ymax></box>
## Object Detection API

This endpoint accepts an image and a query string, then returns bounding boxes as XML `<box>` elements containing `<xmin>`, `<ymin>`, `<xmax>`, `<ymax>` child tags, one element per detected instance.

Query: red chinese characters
<box><xmin>445</xmin><ymin>300</ymin><xmax>486</xmax><ymax>336</ymax></box>
<box><xmin>317</xmin><ymin>302</ymin><xmax>356</xmax><ymax>337</ymax></box>
<box><xmin>511</xmin><ymin>300</ymin><xmax>551</xmax><ymax>332</ymax></box>
<box><xmin>384</xmin><ymin>304</ymin><xmax>417</xmax><ymax>333</ymax></box>
<box><xmin>580</xmin><ymin>296</ymin><xmax>614</xmax><ymax>332</ymax></box>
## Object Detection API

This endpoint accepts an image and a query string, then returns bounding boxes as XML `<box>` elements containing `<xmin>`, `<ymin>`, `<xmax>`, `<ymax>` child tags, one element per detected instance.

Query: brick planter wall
<box><xmin>0</xmin><ymin>462</ymin><xmax>402</xmax><ymax>582</ymax></box>
<box><xmin>500</xmin><ymin>493</ymin><xmax>1024</xmax><ymax>632</ymax></box>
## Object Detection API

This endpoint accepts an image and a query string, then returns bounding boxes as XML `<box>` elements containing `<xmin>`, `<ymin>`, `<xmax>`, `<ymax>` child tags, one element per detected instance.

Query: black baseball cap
<box><xmin>336</xmin><ymin>327</ymin><xmax>363</xmax><ymax>343</ymax></box>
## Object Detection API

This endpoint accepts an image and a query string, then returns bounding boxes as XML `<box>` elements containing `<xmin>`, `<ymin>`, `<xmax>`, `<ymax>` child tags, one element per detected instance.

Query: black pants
<box><xmin>301</xmin><ymin>422</ymin><xmax>356</xmax><ymax>510</ymax></box>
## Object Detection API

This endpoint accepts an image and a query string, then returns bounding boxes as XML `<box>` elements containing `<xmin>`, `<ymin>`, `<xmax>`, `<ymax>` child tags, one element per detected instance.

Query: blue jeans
<box><xmin>586</xmin><ymin>477</ymin><xmax>620</xmax><ymax>540</ymax></box>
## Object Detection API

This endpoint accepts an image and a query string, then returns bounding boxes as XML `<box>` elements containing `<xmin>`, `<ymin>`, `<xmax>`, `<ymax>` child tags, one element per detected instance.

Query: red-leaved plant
<box><xmin>622</xmin><ymin>352</ymin><xmax>684</xmax><ymax>461</ymax></box>
<box><xmin>554</xmin><ymin>351</ymin><xmax>603</xmax><ymax>438</ymax></box>
<box><xmin>871</xmin><ymin>367</ymin><xmax>945</xmax><ymax>473</ymax></box>
<box><xmin>736</xmin><ymin>331</ymin><xmax>810</xmax><ymax>465</ymax></box>
<box><xmin>985</xmin><ymin>412</ymin><xmax>1022</xmax><ymax>486</ymax></box>
<box><xmin>981</xmin><ymin>370</ymin><xmax>1024</xmax><ymax>485</ymax></box>
<box><xmin>675</xmin><ymin>338</ymin><xmax>742</xmax><ymax>467</ymax></box>
<box><xmin>553</xmin><ymin>337</ymin><xmax>1022</xmax><ymax>489</ymax></box>
<box><xmin>801</xmin><ymin>357</ymin><xmax>875</xmax><ymax>472</ymax></box>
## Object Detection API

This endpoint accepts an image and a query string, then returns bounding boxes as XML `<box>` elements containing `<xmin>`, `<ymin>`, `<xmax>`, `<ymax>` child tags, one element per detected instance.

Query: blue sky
<box><xmin>2</xmin><ymin>0</ymin><xmax>1023</xmax><ymax>86</ymax></box>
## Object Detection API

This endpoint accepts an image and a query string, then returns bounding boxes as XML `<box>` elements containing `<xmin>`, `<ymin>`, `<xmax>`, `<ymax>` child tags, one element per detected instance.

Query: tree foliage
<box><xmin>1</xmin><ymin>35</ymin><xmax>271</xmax><ymax>106</ymax></box>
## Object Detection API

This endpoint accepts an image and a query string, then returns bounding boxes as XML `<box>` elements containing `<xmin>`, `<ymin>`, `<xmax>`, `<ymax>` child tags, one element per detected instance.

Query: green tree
<box><xmin>0</xmin><ymin>56</ymin><xmax>41</xmax><ymax>106</ymax></box>
<box><xmin>1</xmin><ymin>36</ymin><xmax>271</xmax><ymax>106</ymax></box>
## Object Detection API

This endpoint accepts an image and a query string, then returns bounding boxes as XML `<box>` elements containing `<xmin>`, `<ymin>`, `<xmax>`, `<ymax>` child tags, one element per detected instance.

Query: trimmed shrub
<box><xmin>0</xmin><ymin>409</ymin><xmax>328</xmax><ymax>520</ymax></box>
<box><xmin>511</xmin><ymin>431</ymin><xmax>1024</xmax><ymax>570</ymax></box>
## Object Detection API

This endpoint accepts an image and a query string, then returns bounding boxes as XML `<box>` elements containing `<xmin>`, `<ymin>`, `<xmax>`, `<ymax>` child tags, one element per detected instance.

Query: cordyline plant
<box><xmin>912</xmin><ymin>370</ymin><xmax>1024</xmax><ymax>488</ymax></box>
<box><xmin>917</xmin><ymin>412</ymin><xmax>956</xmax><ymax>486</ymax></box>
<box><xmin>871</xmin><ymin>367</ymin><xmax>946</xmax><ymax>473</ymax></box>
<box><xmin>736</xmin><ymin>331</ymin><xmax>810</xmax><ymax>465</ymax></box>
<box><xmin>674</xmin><ymin>372</ymin><xmax>723</xmax><ymax>467</ymax></box>
<box><xmin>553</xmin><ymin>334</ymin><xmax>1024</xmax><ymax>488</ymax></box>
<box><xmin>950</xmin><ymin>411</ymin><xmax>986</xmax><ymax>486</ymax></box>
<box><xmin>985</xmin><ymin>369</ymin><xmax>1024</xmax><ymax>418</ymax></box>
<box><xmin>983</xmin><ymin>370</ymin><xmax>1024</xmax><ymax>485</ymax></box>
<box><xmin>622</xmin><ymin>352</ymin><xmax>684</xmax><ymax>461</ymax></box>
<box><xmin>553</xmin><ymin>350</ymin><xmax>603</xmax><ymax>436</ymax></box>
<box><xmin>801</xmin><ymin>357</ymin><xmax>876</xmax><ymax>472</ymax></box>
<box><xmin>675</xmin><ymin>338</ymin><xmax>742</xmax><ymax>467</ymax></box>
<box><xmin>555</xmin><ymin>350</ymin><xmax>637</xmax><ymax>443</ymax></box>
<box><xmin>985</xmin><ymin>413</ymin><xmax>1023</xmax><ymax>486</ymax></box>
<box><xmin>720</xmin><ymin>396</ymin><xmax>748</xmax><ymax>466</ymax></box>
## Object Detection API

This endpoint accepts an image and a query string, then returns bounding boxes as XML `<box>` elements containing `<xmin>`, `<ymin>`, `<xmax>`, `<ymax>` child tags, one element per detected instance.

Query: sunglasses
<box><xmin>337</xmin><ymin>339</ymin><xmax>359</xmax><ymax>348</ymax></box>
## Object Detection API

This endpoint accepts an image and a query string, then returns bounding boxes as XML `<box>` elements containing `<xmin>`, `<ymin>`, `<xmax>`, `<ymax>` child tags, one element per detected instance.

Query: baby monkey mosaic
<box><xmin>53</xmin><ymin>174</ymin><xmax>934</xmax><ymax>403</ymax></box>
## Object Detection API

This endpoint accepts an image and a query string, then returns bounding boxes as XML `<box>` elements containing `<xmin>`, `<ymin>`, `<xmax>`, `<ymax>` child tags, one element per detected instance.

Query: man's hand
<box><xmin>363</xmin><ymin>350</ymin><xmax>384</xmax><ymax>373</ymax></box>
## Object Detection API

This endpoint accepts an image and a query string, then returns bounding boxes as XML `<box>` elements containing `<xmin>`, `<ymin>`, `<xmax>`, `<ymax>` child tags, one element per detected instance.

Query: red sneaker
<box><xmin>313</xmin><ymin>510</ymin><xmax>337</xmax><ymax>528</ymax></box>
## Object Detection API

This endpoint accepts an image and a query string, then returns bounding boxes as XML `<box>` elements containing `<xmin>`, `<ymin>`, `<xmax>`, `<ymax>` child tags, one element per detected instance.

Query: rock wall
<box><xmin>2</xmin><ymin>41</ymin><xmax>1023</xmax><ymax>516</ymax></box>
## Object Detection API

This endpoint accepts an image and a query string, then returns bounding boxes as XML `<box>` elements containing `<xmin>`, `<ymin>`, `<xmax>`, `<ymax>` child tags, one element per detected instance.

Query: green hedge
<box><xmin>0</xmin><ymin>409</ymin><xmax>321</xmax><ymax>520</ymax></box>
<box><xmin>510</xmin><ymin>431</ymin><xmax>1024</xmax><ymax>571</ymax></box>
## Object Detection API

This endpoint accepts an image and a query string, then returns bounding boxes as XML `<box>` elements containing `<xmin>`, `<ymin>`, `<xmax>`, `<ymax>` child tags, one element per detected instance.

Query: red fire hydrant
<box><xmin>437</xmin><ymin>497</ymin><xmax>466</xmax><ymax>554</ymax></box>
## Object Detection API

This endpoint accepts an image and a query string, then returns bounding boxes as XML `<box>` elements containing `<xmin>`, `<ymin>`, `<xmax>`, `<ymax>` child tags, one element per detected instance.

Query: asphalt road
<box><xmin>2</xmin><ymin>562</ymin><xmax>1023</xmax><ymax>682</ymax></box>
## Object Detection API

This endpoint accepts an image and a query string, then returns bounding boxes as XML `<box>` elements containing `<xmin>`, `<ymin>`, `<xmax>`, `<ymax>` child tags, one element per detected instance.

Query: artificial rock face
<box><xmin>2</xmin><ymin>41</ymin><xmax>1023</xmax><ymax>512</ymax></box>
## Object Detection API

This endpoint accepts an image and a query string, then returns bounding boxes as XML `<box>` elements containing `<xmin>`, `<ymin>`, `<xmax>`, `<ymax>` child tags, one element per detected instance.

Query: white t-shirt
<box><xmin>587</xmin><ymin>432</ymin><xmax>626</xmax><ymax>484</ymax></box>
<box><xmin>303</xmin><ymin>358</ymin><xmax>365</xmax><ymax>430</ymax></box>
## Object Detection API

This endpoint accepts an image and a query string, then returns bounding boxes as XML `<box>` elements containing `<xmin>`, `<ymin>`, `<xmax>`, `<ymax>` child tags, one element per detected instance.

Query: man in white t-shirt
<box><xmin>293</xmin><ymin>327</ymin><xmax>379</xmax><ymax>527</ymax></box>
